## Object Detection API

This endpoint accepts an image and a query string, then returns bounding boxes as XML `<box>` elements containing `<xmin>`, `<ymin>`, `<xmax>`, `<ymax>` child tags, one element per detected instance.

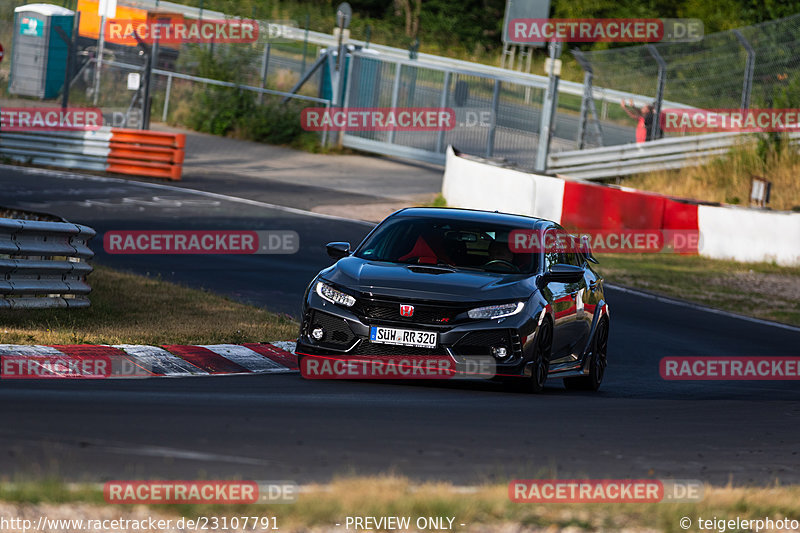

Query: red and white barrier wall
<box><xmin>442</xmin><ymin>146</ymin><xmax>800</xmax><ymax>266</ymax></box>
<box><xmin>697</xmin><ymin>205</ymin><xmax>800</xmax><ymax>265</ymax></box>
<box><xmin>0</xmin><ymin>127</ymin><xmax>186</xmax><ymax>181</ymax></box>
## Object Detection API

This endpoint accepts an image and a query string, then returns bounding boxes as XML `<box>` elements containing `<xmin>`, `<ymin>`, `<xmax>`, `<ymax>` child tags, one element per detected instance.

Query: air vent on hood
<box><xmin>407</xmin><ymin>266</ymin><xmax>455</xmax><ymax>275</ymax></box>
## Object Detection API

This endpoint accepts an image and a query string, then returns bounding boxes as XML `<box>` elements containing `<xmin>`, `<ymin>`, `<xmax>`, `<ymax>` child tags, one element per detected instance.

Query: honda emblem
<box><xmin>400</xmin><ymin>304</ymin><xmax>414</xmax><ymax>317</ymax></box>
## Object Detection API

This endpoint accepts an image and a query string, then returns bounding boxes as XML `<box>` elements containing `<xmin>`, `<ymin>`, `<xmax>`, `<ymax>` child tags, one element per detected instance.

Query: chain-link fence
<box><xmin>343</xmin><ymin>51</ymin><xmax>586</xmax><ymax>168</ymax></box>
<box><xmin>579</xmin><ymin>14</ymin><xmax>800</xmax><ymax>119</ymax></box>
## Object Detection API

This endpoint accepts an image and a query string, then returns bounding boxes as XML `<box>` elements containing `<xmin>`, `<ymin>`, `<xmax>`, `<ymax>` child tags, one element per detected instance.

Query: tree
<box><xmin>395</xmin><ymin>0</ymin><xmax>422</xmax><ymax>38</ymax></box>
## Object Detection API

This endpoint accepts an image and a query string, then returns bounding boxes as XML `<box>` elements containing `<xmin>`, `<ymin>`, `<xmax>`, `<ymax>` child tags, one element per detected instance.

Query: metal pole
<box><xmin>534</xmin><ymin>40</ymin><xmax>562</xmax><ymax>172</ymax></box>
<box><xmin>576</xmin><ymin>71</ymin><xmax>592</xmax><ymax>149</ymax></box>
<box><xmin>259</xmin><ymin>42</ymin><xmax>271</xmax><ymax>104</ymax></box>
<box><xmin>92</xmin><ymin>14</ymin><xmax>106</xmax><ymax>106</ymax></box>
<box><xmin>321</xmin><ymin>100</ymin><xmax>330</xmax><ymax>148</ymax></box>
<box><xmin>646</xmin><ymin>44</ymin><xmax>666</xmax><ymax>141</ymax></box>
<box><xmin>149</xmin><ymin>16</ymin><xmax>164</xmax><ymax>122</ymax></box>
<box><xmin>161</xmin><ymin>73</ymin><xmax>172</xmax><ymax>122</ymax></box>
<box><xmin>572</xmin><ymin>48</ymin><xmax>593</xmax><ymax>149</ymax></box>
<box><xmin>301</xmin><ymin>14</ymin><xmax>310</xmax><ymax>74</ymax></box>
<box><xmin>337</xmin><ymin>49</ymin><xmax>355</xmax><ymax>149</ymax></box>
<box><xmin>132</xmin><ymin>31</ymin><xmax>153</xmax><ymax>130</ymax></box>
<box><xmin>734</xmin><ymin>30</ymin><xmax>755</xmax><ymax>110</ymax></box>
<box><xmin>54</xmin><ymin>13</ymin><xmax>79</xmax><ymax>111</ymax></box>
<box><xmin>485</xmin><ymin>79</ymin><xmax>501</xmax><ymax>158</ymax></box>
<box><xmin>435</xmin><ymin>70</ymin><xmax>451</xmax><ymax>153</ymax></box>
<box><xmin>388</xmin><ymin>61</ymin><xmax>402</xmax><ymax>145</ymax></box>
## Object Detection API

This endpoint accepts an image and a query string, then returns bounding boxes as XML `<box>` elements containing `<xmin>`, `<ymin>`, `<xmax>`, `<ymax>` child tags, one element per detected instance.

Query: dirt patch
<box><xmin>705</xmin><ymin>271</ymin><xmax>800</xmax><ymax>303</ymax></box>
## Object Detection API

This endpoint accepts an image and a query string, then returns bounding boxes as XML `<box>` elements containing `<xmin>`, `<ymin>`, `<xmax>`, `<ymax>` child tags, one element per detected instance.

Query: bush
<box><xmin>179</xmin><ymin>47</ymin><xmax>318</xmax><ymax>149</ymax></box>
<box><xmin>187</xmin><ymin>86</ymin><xmax>256</xmax><ymax>136</ymax></box>
<box><xmin>237</xmin><ymin>100</ymin><xmax>307</xmax><ymax>145</ymax></box>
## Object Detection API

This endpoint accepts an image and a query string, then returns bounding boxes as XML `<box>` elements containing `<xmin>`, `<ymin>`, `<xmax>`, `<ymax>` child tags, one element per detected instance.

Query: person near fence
<box><xmin>620</xmin><ymin>99</ymin><xmax>662</xmax><ymax>143</ymax></box>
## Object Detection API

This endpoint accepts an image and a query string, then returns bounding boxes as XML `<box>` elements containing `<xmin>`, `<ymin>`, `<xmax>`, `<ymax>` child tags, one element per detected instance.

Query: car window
<box><xmin>356</xmin><ymin>217</ymin><xmax>539</xmax><ymax>273</ymax></box>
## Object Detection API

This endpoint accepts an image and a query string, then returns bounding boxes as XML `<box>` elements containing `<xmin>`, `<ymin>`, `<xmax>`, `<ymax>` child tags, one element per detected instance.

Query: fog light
<box><xmin>492</xmin><ymin>346</ymin><xmax>508</xmax><ymax>359</ymax></box>
<box><xmin>311</xmin><ymin>327</ymin><xmax>324</xmax><ymax>341</ymax></box>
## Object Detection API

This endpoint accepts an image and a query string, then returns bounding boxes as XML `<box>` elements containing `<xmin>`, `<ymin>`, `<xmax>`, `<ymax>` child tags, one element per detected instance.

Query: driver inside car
<box><xmin>487</xmin><ymin>239</ymin><xmax>515</xmax><ymax>264</ymax></box>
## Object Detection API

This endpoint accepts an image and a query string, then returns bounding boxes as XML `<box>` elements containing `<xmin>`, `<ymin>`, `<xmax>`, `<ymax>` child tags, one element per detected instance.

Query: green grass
<box><xmin>2</xmin><ymin>477</ymin><xmax>800</xmax><ymax>533</ymax></box>
<box><xmin>0</xmin><ymin>265</ymin><xmax>298</xmax><ymax>345</ymax></box>
<box><xmin>596</xmin><ymin>253</ymin><xmax>800</xmax><ymax>326</ymax></box>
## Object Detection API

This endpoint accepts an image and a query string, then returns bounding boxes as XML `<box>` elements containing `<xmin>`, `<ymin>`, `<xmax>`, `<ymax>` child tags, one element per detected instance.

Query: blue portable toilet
<box><xmin>9</xmin><ymin>4</ymin><xmax>75</xmax><ymax>99</ymax></box>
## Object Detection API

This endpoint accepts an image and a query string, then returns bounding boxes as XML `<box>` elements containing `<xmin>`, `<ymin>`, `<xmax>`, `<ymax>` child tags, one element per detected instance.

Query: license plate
<box><xmin>370</xmin><ymin>326</ymin><xmax>438</xmax><ymax>349</ymax></box>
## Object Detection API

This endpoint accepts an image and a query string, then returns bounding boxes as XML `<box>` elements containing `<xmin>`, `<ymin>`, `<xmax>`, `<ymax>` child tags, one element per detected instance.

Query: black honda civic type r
<box><xmin>296</xmin><ymin>207</ymin><xmax>610</xmax><ymax>392</ymax></box>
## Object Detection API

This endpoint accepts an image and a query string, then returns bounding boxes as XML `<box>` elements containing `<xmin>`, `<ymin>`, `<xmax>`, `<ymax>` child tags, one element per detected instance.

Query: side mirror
<box><xmin>541</xmin><ymin>263</ymin><xmax>584</xmax><ymax>285</ymax></box>
<box><xmin>578</xmin><ymin>234</ymin><xmax>599</xmax><ymax>264</ymax></box>
<box><xmin>326</xmin><ymin>241</ymin><xmax>351</xmax><ymax>260</ymax></box>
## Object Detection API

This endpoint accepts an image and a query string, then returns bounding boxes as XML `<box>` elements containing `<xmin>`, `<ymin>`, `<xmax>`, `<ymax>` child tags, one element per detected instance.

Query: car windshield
<box><xmin>355</xmin><ymin>216</ymin><xmax>538</xmax><ymax>273</ymax></box>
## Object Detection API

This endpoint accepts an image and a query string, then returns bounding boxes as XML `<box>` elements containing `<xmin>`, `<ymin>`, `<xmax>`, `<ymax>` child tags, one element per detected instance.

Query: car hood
<box><xmin>321</xmin><ymin>257</ymin><xmax>536</xmax><ymax>302</ymax></box>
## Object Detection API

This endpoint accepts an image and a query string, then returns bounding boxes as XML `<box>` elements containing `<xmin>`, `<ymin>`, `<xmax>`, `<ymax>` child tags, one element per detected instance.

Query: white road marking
<box><xmin>114</xmin><ymin>344</ymin><xmax>208</xmax><ymax>375</ymax></box>
<box><xmin>0</xmin><ymin>345</ymin><xmax>64</xmax><ymax>356</ymax></box>
<box><xmin>270</xmin><ymin>341</ymin><xmax>297</xmax><ymax>354</ymax></box>
<box><xmin>201</xmin><ymin>344</ymin><xmax>294</xmax><ymax>373</ymax></box>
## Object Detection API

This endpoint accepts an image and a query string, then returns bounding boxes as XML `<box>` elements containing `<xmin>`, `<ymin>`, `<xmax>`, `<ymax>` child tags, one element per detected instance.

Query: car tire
<box><xmin>526</xmin><ymin>320</ymin><xmax>552</xmax><ymax>394</ymax></box>
<box><xmin>564</xmin><ymin>318</ymin><xmax>608</xmax><ymax>392</ymax></box>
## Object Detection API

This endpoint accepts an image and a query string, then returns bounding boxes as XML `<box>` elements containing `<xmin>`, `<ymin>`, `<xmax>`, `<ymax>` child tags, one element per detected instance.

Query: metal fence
<box><xmin>579</xmin><ymin>14</ymin><xmax>800</xmax><ymax>116</ymax></box>
<box><xmin>342</xmin><ymin>51</ymin><xmax>583</xmax><ymax>168</ymax></box>
<box><xmin>6</xmin><ymin>0</ymin><xmax>800</xmax><ymax>172</ymax></box>
<box><xmin>0</xmin><ymin>216</ymin><xmax>95</xmax><ymax>309</ymax></box>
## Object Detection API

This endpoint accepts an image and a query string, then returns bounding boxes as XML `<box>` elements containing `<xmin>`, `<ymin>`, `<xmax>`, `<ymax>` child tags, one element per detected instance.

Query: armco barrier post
<box><xmin>0</xmin><ymin>217</ymin><xmax>96</xmax><ymax>309</ymax></box>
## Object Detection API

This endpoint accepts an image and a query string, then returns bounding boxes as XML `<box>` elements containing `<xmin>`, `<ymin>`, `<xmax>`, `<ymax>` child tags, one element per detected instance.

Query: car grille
<box><xmin>353</xmin><ymin>298</ymin><xmax>469</xmax><ymax>326</ymax></box>
<box><xmin>307</xmin><ymin>310</ymin><xmax>356</xmax><ymax>347</ymax></box>
<box><xmin>451</xmin><ymin>329</ymin><xmax>523</xmax><ymax>357</ymax></box>
<box><xmin>350</xmin><ymin>340</ymin><xmax>448</xmax><ymax>356</ymax></box>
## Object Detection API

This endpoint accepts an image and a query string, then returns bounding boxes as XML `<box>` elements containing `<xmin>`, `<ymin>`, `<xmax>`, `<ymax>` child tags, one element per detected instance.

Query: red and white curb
<box><xmin>0</xmin><ymin>342</ymin><xmax>297</xmax><ymax>378</ymax></box>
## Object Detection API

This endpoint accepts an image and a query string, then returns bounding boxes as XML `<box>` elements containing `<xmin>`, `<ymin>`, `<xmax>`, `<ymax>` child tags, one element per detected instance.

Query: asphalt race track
<box><xmin>1</xmin><ymin>165</ymin><xmax>799</xmax><ymax>485</ymax></box>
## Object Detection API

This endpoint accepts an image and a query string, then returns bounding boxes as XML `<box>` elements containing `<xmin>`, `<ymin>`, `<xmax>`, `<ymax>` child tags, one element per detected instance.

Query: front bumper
<box><xmin>296</xmin><ymin>289</ymin><xmax>540</xmax><ymax>378</ymax></box>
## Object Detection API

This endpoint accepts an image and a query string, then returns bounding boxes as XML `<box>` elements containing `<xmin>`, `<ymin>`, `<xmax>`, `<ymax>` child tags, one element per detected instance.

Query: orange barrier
<box><xmin>106</xmin><ymin>128</ymin><xmax>186</xmax><ymax>181</ymax></box>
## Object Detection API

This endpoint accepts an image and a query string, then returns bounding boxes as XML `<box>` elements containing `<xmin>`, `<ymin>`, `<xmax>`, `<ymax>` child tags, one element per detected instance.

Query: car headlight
<box><xmin>315</xmin><ymin>281</ymin><xmax>356</xmax><ymax>307</ymax></box>
<box><xmin>468</xmin><ymin>301</ymin><xmax>524</xmax><ymax>320</ymax></box>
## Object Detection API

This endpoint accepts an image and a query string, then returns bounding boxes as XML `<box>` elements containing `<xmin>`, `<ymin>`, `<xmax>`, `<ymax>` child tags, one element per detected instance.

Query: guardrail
<box><xmin>0</xmin><ymin>217</ymin><xmax>96</xmax><ymax>309</ymax></box>
<box><xmin>0</xmin><ymin>127</ymin><xmax>186</xmax><ymax>181</ymax></box>
<box><xmin>547</xmin><ymin>132</ymin><xmax>800</xmax><ymax>180</ymax></box>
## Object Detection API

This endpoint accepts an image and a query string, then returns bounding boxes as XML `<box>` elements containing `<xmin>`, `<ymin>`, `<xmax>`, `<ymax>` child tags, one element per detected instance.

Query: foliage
<box><xmin>178</xmin><ymin>47</ymin><xmax>317</xmax><ymax>148</ymax></box>
<box><xmin>163</xmin><ymin>0</ymin><xmax>800</xmax><ymax>58</ymax></box>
